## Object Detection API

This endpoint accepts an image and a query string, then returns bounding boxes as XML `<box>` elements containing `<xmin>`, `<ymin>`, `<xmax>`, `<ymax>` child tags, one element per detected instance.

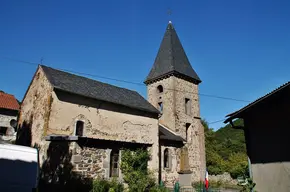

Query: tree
<box><xmin>203</xmin><ymin>118</ymin><xmax>248</xmax><ymax>178</ymax></box>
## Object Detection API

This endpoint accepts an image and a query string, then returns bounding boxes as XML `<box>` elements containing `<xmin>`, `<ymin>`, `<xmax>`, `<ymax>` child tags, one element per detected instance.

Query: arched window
<box><xmin>75</xmin><ymin>121</ymin><xmax>84</xmax><ymax>136</ymax></box>
<box><xmin>157</xmin><ymin>85</ymin><xmax>163</xmax><ymax>93</ymax></box>
<box><xmin>164</xmin><ymin>148</ymin><xmax>169</xmax><ymax>168</ymax></box>
<box><xmin>110</xmin><ymin>149</ymin><xmax>119</xmax><ymax>177</ymax></box>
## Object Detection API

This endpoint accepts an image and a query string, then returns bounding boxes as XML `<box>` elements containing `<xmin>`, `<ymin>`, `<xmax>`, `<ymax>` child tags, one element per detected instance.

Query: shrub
<box><xmin>149</xmin><ymin>185</ymin><xmax>169</xmax><ymax>192</ymax></box>
<box><xmin>239</xmin><ymin>178</ymin><xmax>256</xmax><ymax>192</ymax></box>
<box><xmin>90</xmin><ymin>178</ymin><xmax>123</xmax><ymax>192</ymax></box>
<box><xmin>120</xmin><ymin>148</ymin><xmax>156</xmax><ymax>192</ymax></box>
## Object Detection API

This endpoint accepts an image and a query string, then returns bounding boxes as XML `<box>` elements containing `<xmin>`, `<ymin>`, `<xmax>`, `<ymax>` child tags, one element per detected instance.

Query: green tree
<box><xmin>202</xmin><ymin>118</ymin><xmax>248</xmax><ymax>178</ymax></box>
<box><xmin>226</xmin><ymin>152</ymin><xmax>248</xmax><ymax>178</ymax></box>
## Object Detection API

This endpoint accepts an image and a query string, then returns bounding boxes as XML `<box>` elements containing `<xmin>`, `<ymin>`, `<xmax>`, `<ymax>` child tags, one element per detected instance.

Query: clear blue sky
<box><xmin>1</xmin><ymin>0</ymin><xmax>289</xmax><ymax>129</ymax></box>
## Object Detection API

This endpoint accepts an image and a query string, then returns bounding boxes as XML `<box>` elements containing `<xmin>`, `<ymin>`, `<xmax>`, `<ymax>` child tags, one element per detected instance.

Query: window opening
<box><xmin>110</xmin><ymin>149</ymin><xmax>120</xmax><ymax>177</ymax></box>
<box><xmin>75</xmin><ymin>121</ymin><xmax>84</xmax><ymax>136</ymax></box>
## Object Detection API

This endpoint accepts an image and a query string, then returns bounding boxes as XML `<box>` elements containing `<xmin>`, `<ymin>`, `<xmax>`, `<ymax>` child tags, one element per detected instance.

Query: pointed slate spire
<box><xmin>144</xmin><ymin>22</ymin><xmax>201</xmax><ymax>85</ymax></box>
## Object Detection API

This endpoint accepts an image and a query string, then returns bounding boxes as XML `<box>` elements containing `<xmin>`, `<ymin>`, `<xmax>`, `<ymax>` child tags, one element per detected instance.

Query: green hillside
<box><xmin>202</xmin><ymin>119</ymin><xmax>248</xmax><ymax>178</ymax></box>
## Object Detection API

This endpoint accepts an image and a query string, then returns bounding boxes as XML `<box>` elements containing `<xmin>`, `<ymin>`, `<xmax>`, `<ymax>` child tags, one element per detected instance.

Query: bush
<box><xmin>239</xmin><ymin>178</ymin><xmax>256</xmax><ymax>192</ymax></box>
<box><xmin>120</xmin><ymin>148</ymin><xmax>156</xmax><ymax>192</ymax></box>
<box><xmin>90</xmin><ymin>178</ymin><xmax>123</xmax><ymax>192</ymax></box>
<box><xmin>149</xmin><ymin>185</ymin><xmax>169</xmax><ymax>192</ymax></box>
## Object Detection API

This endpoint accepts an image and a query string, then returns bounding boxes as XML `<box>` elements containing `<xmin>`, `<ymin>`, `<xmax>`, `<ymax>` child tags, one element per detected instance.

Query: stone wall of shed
<box><xmin>0</xmin><ymin>113</ymin><xmax>17</xmax><ymax>128</ymax></box>
<box><xmin>0</xmin><ymin>111</ymin><xmax>18</xmax><ymax>137</ymax></box>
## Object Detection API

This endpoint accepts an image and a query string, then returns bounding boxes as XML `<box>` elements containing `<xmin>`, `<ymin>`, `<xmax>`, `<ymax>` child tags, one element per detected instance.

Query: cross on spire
<box><xmin>167</xmin><ymin>8</ymin><xmax>172</xmax><ymax>23</ymax></box>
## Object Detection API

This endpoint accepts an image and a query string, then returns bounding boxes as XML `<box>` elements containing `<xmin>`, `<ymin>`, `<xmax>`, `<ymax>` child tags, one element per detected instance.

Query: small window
<box><xmin>164</xmin><ymin>148</ymin><xmax>169</xmax><ymax>168</ymax></box>
<box><xmin>157</xmin><ymin>85</ymin><xmax>163</xmax><ymax>93</ymax></box>
<box><xmin>185</xmin><ymin>98</ymin><xmax>191</xmax><ymax>115</ymax></box>
<box><xmin>158</xmin><ymin>102</ymin><xmax>163</xmax><ymax>113</ymax></box>
<box><xmin>186</xmin><ymin>123</ymin><xmax>191</xmax><ymax>141</ymax></box>
<box><xmin>110</xmin><ymin>149</ymin><xmax>120</xmax><ymax>177</ymax></box>
<box><xmin>75</xmin><ymin>121</ymin><xmax>84</xmax><ymax>136</ymax></box>
<box><xmin>0</xmin><ymin>127</ymin><xmax>7</xmax><ymax>135</ymax></box>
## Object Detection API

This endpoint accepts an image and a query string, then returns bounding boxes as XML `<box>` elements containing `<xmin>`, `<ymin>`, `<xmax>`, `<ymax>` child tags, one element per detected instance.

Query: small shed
<box><xmin>224</xmin><ymin>82</ymin><xmax>290</xmax><ymax>192</ymax></box>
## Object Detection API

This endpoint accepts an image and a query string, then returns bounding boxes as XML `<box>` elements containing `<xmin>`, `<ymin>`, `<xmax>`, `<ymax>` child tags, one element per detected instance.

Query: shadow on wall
<box><xmin>38</xmin><ymin>141</ymin><xmax>92</xmax><ymax>192</ymax></box>
<box><xmin>15</xmin><ymin>120</ymin><xmax>92</xmax><ymax>192</ymax></box>
<box><xmin>16</xmin><ymin>120</ymin><xmax>32</xmax><ymax>147</ymax></box>
<box><xmin>244</xmin><ymin>88</ymin><xmax>290</xmax><ymax>165</ymax></box>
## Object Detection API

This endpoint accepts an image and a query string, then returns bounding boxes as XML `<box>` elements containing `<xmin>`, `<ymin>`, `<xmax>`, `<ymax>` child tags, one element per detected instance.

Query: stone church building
<box><xmin>18</xmin><ymin>22</ymin><xmax>205</xmax><ymax>187</ymax></box>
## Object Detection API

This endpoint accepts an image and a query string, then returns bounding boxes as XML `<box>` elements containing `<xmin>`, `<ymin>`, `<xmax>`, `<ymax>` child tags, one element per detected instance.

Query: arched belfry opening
<box><xmin>157</xmin><ymin>85</ymin><xmax>163</xmax><ymax>93</ymax></box>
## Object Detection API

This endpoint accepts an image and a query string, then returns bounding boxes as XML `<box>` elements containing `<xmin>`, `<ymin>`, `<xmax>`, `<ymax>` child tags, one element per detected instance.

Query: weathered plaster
<box><xmin>18</xmin><ymin>66</ymin><xmax>53</xmax><ymax>164</ymax></box>
<box><xmin>46</xmin><ymin>91</ymin><xmax>159</xmax><ymax>174</ymax></box>
<box><xmin>19</xmin><ymin>66</ymin><xmax>160</xmax><ymax>181</ymax></box>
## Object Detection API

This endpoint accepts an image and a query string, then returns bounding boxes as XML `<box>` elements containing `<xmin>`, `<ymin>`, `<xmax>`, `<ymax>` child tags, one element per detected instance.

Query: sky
<box><xmin>0</xmin><ymin>0</ymin><xmax>290</xmax><ymax>130</ymax></box>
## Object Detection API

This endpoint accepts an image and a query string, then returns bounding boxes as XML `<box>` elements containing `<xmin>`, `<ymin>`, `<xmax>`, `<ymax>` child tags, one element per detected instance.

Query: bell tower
<box><xmin>144</xmin><ymin>21</ymin><xmax>206</xmax><ymax>183</ymax></box>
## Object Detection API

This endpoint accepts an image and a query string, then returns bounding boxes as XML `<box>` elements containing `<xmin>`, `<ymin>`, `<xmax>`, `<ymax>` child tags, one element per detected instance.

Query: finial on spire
<box><xmin>169</xmin><ymin>20</ymin><xmax>172</xmax><ymax>24</ymax></box>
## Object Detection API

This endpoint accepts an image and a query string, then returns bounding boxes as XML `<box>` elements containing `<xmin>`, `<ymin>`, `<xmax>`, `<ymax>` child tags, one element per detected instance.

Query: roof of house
<box><xmin>144</xmin><ymin>22</ymin><xmax>201</xmax><ymax>85</ymax></box>
<box><xmin>40</xmin><ymin>65</ymin><xmax>159</xmax><ymax>114</ymax></box>
<box><xmin>0</xmin><ymin>92</ymin><xmax>20</xmax><ymax>111</ymax></box>
<box><xmin>224</xmin><ymin>81</ymin><xmax>290</xmax><ymax>123</ymax></box>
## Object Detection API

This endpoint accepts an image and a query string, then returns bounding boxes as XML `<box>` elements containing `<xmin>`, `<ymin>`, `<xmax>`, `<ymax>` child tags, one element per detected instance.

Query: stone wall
<box><xmin>174</xmin><ymin>77</ymin><xmax>205</xmax><ymax>182</ymax></box>
<box><xmin>19</xmin><ymin>65</ymin><xmax>159</xmax><ymax>181</ymax></box>
<box><xmin>147</xmin><ymin>76</ymin><xmax>206</xmax><ymax>183</ymax></box>
<box><xmin>0</xmin><ymin>113</ymin><xmax>17</xmax><ymax>141</ymax></box>
<box><xmin>47</xmin><ymin>90</ymin><xmax>159</xmax><ymax>176</ymax></box>
<box><xmin>209</xmin><ymin>173</ymin><xmax>237</xmax><ymax>185</ymax></box>
<box><xmin>18</xmin><ymin>66</ymin><xmax>53</xmax><ymax>164</ymax></box>
<box><xmin>147</xmin><ymin>76</ymin><xmax>176</xmax><ymax>131</ymax></box>
<box><xmin>160</xmin><ymin>146</ymin><xmax>180</xmax><ymax>187</ymax></box>
<box><xmin>72</xmin><ymin>145</ymin><xmax>107</xmax><ymax>179</ymax></box>
<box><xmin>0</xmin><ymin>113</ymin><xmax>17</xmax><ymax>128</ymax></box>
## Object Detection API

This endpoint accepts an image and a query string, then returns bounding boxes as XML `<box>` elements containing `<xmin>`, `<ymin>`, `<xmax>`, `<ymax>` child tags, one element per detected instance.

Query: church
<box><xmin>17</xmin><ymin>21</ymin><xmax>205</xmax><ymax>187</ymax></box>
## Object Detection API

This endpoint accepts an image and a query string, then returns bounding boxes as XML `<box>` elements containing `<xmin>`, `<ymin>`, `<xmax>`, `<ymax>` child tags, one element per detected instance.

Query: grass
<box><xmin>192</xmin><ymin>180</ymin><xmax>243</xmax><ymax>191</ymax></box>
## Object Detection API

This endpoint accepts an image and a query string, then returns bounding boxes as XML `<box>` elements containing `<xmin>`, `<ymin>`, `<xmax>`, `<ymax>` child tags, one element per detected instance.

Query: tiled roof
<box><xmin>40</xmin><ymin>65</ymin><xmax>159</xmax><ymax>114</ymax></box>
<box><xmin>0</xmin><ymin>92</ymin><xmax>20</xmax><ymax>111</ymax></box>
<box><xmin>224</xmin><ymin>81</ymin><xmax>290</xmax><ymax>123</ymax></box>
<box><xmin>144</xmin><ymin>22</ymin><xmax>201</xmax><ymax>85</ymax></box>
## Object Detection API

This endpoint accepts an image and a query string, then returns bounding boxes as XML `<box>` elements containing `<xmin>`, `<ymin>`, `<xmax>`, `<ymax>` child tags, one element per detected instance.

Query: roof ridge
<box><xmin>225</xmin><ymin>81</ymin><xmax>290</xmax><ymax>120</ymax></box>
<box><xmin>0</xmin><ymin>92</ymin><xmax>15</xmax><ymax>97</ymax></box>
<box><xmin>40</xmin><ymin>65</ymin><xmax>140</xmax><ymax>93</ymax></box>
<box><xmin>39</xmin><ymin>65</ymin><xmax>159</xmax><ymax>114</ymax></box>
